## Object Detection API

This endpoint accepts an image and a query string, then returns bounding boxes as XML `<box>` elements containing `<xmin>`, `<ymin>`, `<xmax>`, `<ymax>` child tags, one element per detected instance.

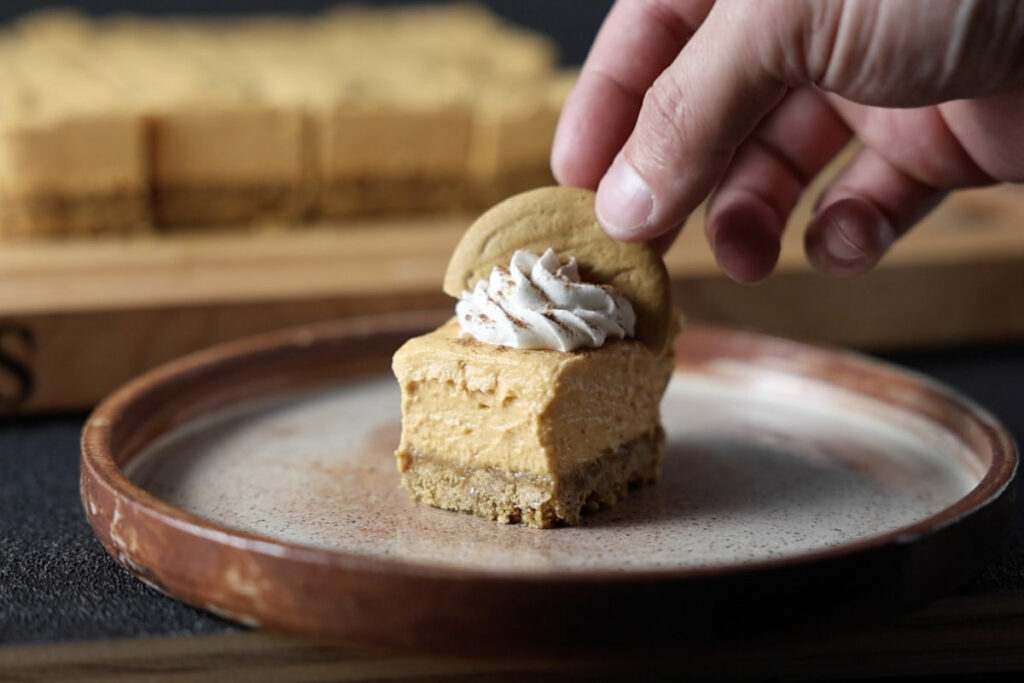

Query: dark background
<box><xmin>0</xmin><ymin>1</ymin><xmax>614</xmax><ymax>66</ymax></box>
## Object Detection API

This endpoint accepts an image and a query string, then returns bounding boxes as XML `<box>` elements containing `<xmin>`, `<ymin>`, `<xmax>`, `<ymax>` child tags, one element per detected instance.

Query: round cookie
<box><xmin>443</xmin><ymin>186</ymin><xmax>672</xmax><ymax>350</ymax></box>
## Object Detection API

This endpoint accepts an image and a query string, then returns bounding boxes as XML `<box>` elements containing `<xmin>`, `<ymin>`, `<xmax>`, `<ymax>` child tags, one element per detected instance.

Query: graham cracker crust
<box><xmin>398</xmin><ymin>428</ymin><xmax>664</xmax><ymax>528</ymax></box>
<box><xmin>469</xmin><ymin>165</ymin><xmax>556</xmax><ymax>207</ymax></box>
<box><xmin>0</xmin><ymin>191</ymin><xmax>150</xmax><ymax>238</ymax></box>
<box><xmin>319</xmin><ymin>168</ymin><xmax>558</xmax><ymax>220</ymax></box>
<box><xmin>318</xmin><ymin>176</ymin><xmax>472</xmax><ymax>219</ymax></box>
<box><xmin>154</xmin><ymin>184</ymin><xmax>307</xmax><ymax>228</ymax></box>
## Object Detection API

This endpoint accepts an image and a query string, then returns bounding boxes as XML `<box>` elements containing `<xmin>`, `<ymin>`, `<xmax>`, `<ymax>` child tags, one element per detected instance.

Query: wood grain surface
<box><xmin>1</xmin><ymin>184</ymin><xmax>1023</xmax><ymax>414</ymax></box>
<box><xmin>3</xmin><ymin>595</ymin><xmax>1024</xmax><ymax>681</ymax></box>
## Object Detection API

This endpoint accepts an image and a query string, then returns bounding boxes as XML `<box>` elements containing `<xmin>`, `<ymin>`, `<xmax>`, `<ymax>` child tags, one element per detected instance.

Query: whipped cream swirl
<box><xmin>456</xmin><ymin>248</ymin><xmax>636</xmax><ymax>351</ymax></box>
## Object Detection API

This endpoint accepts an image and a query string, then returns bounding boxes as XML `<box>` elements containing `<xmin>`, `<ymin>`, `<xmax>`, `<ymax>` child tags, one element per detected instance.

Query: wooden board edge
<box><xmin>2</xmin><ymin>252</ymin><xmax>1023</xmax><ymax>414</ymax></box>
<box><xmin>2</xmin><ymin>595</ymin><xmax>1023</xmax><ymax>681</ymax></box>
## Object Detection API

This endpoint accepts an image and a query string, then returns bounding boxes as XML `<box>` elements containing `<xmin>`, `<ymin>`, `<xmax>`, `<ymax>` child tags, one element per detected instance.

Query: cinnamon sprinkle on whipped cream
<box><xmin>456</xmin><ymin>248</ymin><xmax>636</xmax><ymax>351</ymax></box>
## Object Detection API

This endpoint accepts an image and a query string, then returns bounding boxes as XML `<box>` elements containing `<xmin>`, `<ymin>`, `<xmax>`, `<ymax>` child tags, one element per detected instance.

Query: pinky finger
<box><xmin>805</xmin><ymin>147</ymin><xmax>947</xmax><ymax>276</ymax></box>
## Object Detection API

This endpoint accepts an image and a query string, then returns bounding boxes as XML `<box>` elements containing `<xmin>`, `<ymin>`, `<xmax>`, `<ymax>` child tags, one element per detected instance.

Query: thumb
<box><xmin>594</xmin><ymin>0</ymin><xmax>820</xmax><ymax>242</ymax></box>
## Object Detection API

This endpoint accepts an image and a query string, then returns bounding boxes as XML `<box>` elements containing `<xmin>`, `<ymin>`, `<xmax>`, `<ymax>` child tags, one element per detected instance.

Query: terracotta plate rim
<box><xmin>80</xmin><ymin>311</ymin><xmax>1017</xmax><ymax>585</ymax></box>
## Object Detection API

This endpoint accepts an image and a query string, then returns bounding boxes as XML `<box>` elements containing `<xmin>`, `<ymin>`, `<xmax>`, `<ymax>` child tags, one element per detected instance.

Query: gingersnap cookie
<box><xmin>443</xmin><ymin>186</ymin><xmax>673</xmax><ymax>350</ymax></box>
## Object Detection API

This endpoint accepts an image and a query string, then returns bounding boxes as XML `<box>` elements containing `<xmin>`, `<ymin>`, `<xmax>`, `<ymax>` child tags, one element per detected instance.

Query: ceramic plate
<box><xmin>80</xmin><ymin>312</ymin><xmax>1017</xmax><ymax>654</ymax></box>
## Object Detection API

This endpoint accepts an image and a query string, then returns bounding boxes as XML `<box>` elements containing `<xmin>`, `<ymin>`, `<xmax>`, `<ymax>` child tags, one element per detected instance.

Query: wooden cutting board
<box><xmin>1</xmin><ymin>184</ymin><xmax>1022</xmax><ymax>414</ymax></box>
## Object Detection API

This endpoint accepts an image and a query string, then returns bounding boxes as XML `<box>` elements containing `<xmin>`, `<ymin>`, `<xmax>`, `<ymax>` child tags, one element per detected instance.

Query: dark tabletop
<box><xmin>2</xmin><ymin>341</ymin><xmax>1023</xmax><ymax>646</ymax></box>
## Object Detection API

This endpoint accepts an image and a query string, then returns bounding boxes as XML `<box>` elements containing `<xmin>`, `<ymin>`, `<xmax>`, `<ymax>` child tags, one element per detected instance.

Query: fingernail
<box><xmin>828</xmin><ymin>218</ymin><xmax>892</xmax><ymax>268</ymax></box>
<box><xmin>596</xmin><ymin>156</ymin><xmax>653</xmax><ymax>238</ymax></box>
<box><xmin>807</xmin><ymin>199</ymin><xmax>895</xmax><ymax>275</ymax></box>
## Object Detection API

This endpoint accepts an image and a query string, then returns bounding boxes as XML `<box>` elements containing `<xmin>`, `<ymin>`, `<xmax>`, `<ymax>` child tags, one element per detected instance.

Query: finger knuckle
<box><xmin>637</xmin><ymin>72</ymin><xmax>703</xmax><ymax>164</ymax></box>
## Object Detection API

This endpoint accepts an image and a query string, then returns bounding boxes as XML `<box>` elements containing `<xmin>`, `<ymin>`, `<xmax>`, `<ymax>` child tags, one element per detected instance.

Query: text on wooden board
<box><xmin>0</xmin><ymin>322</ymin><xmax>35</xmax><ymax>409</ymax></box>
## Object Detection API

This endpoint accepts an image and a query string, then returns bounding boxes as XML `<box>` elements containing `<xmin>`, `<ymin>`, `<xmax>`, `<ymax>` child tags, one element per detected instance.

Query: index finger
<box><xmin>551</xmin><ymin>0</ymin><xmax>715</xmax><ymax>189</ymax></box>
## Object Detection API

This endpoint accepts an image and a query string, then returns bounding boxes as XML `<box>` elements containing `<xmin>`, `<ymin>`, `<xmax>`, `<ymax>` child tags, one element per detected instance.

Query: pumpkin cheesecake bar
<box><xmin>122</xmin><ymin>30</ymin><xmax>308</xmax><ymax>229</ymax></box>
<box><xmin>393</xmin><ymin>188</ymin><xmax>677</xmax><ymax>527</ymax></box>
<box><xmin>0</xmin><ymin>42</ymin><xmax>149</xmax><ymax>238</ymax></box>
<box><xmin>467</xmin><ymin>71</ymin><xmax>575</xmax><ymax>207</ymax></box>
<box><xmin>317</xmin><ymin>80</ymin><xmax>472</xmax><ymax>218</ymax></box>
<box><xmin>392</xmin><ymin>314</ymin><xmax>673</xmax><ymax>528</ymax></box>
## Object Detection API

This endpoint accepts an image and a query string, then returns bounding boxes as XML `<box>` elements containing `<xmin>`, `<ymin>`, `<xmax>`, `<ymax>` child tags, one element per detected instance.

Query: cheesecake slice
<box><xmin>467</xmin><ymin>70</ymin><xmax>575</xmax><ymax>207</ymax></box>
<box><xmin>392</xmin><ymin>187</ymin><xmax>678</xmax><ymax>528</ymax></box>
<box><xmin>0</xmin><ymin>39</ymin><xmax>149</xmax><ymax>238</ymax></box>
<box><xmin>393</xmin><ymin>317</ymin><xmax>673</xmax><ymax>528</ymax></box>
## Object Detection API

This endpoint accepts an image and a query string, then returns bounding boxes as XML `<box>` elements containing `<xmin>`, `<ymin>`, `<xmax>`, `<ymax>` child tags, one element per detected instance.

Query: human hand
<box><xmin>551</xmin><ymin>0</ymin><xmax>1024</xmax><ymax>282</ymax></box>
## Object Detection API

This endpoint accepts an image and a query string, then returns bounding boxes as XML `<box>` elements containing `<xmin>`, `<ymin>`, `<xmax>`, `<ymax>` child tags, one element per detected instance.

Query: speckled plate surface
<box><xmin>81</xmin><ymin>311</ymin><xmax>1017</xmax><ymax>654</ymax></box>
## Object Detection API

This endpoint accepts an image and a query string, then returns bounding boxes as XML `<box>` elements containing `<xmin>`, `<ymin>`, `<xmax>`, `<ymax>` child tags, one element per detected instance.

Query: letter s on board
<box><xmin>0</xmin><ymin>322</ymin><xmax>35</xmax><ymax>409</ymax></box>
